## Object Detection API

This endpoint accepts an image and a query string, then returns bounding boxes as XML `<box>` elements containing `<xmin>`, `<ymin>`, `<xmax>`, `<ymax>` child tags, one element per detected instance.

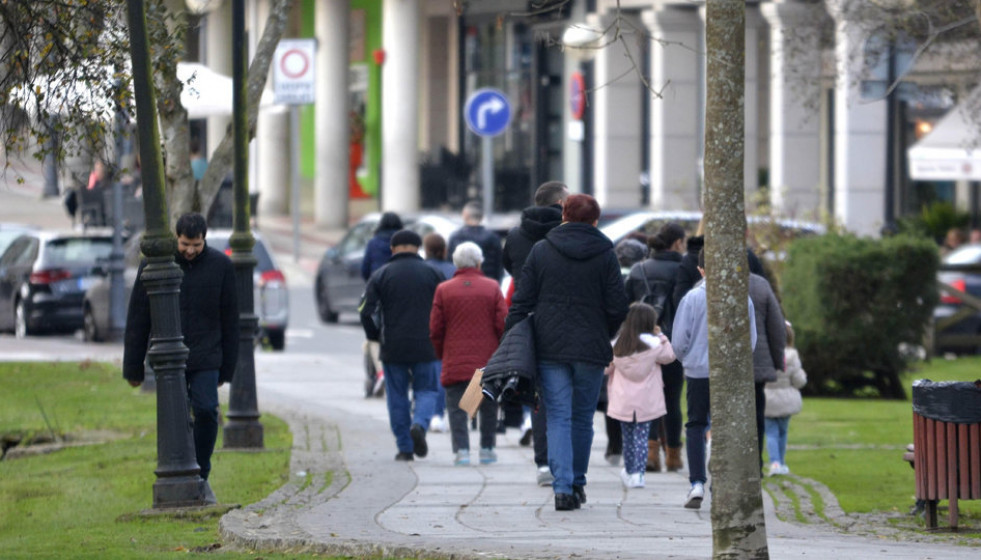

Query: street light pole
<box><xmin>223</xmin><ymin>0</ymin><xmax>264</xmax><ymax>449</ymax></box>
<box><xmin>126</xmin><ymin>0</ymin><xmax>209</xmax><ymax>508</ymax></box>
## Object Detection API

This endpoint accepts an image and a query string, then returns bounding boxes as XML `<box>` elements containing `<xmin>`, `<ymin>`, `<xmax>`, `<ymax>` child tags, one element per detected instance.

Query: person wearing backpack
<box><xmin>624</xmin><ymin>222</ymin><xmax>686</xmax><ymax>472</ymax></box>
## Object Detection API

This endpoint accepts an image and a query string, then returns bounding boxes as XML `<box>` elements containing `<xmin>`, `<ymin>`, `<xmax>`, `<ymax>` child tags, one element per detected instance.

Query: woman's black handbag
<box><xmin>481</xmin><ymin>315</ymin><xmax>538</xmax><ymax>406</ymax></box>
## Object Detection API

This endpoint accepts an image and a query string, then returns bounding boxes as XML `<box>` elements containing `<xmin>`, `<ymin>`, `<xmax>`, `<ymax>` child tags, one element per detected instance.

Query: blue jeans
<box><xmin>685</xmin><ymin>376</ymin><xmax>710</xmax><ymax>485</ymax></box>
<box><xmin>383</xmin><ymin>361</ymin><xmax>439</xmax><ymax>454</ymax></box>
<box><xmin>186</xmin><ymin>369</ymin><xmax>220</xmax><ymax>480</ymax></box>
<box><xmin>539</xmin><ymin>361</ymin><xmax>604</xmax><ymax>494</ymax></box>
<box><xmin>765</xmin><ymin>416</ymin><xmax>791</xmax><ymax>466</ymax></box>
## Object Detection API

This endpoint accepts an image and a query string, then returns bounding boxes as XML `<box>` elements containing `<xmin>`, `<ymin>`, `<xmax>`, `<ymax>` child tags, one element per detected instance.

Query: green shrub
<box><xmin>781</xmin><ymin>234</ymin><xmax>939</xmax><ymax>399</ymax></box>
<box><xmin>896</xmin><ymin>201</ymin><xmax>970</xmax><ymax>242</ymax></box>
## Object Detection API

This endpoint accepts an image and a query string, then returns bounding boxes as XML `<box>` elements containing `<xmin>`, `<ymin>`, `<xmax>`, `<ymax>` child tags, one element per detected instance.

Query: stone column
<box><xmin>762</xmin><ymin>0</ymin><xmax>823</xmax><ymax>219</ymax></box>
<box><xmin>591</xmin><ymin>12</ymin><xmax>644</xmax><ymax>208</ymax></box>
<box><xmin>644</xmin><ymin>5</ymin><xmax>702</xmax><ymax>211</ymax></box>
<box><xmin>205</xmin><ymin>1</ymin><xmax>233</xmax><ymax>160</ymax></box>
<box><xmin>381</xmin><ymin>0</ymin><xmax>421</xmax><ymax>212</ymax></box>
<box><xmin>315</xmin><ymin>0</ymin><xmax>350</xmax><ymax>227</ymax></box>
<box><xmin>831</xmin><ymin>7</ymin><xmax>887</xmax><ymax>236</ymax></box>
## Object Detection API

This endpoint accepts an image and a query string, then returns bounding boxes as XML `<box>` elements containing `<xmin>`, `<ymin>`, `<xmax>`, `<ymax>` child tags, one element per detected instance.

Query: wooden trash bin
<box><xmin>911</xmin><ymin>379</ymin><xmax>981</xmax><ymax>530</ymax></box>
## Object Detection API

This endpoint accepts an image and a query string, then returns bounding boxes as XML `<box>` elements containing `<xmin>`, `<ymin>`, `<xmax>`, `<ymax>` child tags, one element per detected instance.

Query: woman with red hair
<box><xmin>505</xmin><ymin>193</ymin><xmax>629</xmax><ymax>511</ymax></box>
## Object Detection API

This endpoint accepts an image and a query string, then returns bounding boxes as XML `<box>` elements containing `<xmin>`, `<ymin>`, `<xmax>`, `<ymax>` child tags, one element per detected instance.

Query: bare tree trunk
<box><xmin>190</xmin><ymin>0</ymin><xmax>294</xmax><ymax>223</ymax></box>
<box><xmin>704</xmin><ymin>1</ymin><xmax>769</xmax><ymax>558</ymax></box>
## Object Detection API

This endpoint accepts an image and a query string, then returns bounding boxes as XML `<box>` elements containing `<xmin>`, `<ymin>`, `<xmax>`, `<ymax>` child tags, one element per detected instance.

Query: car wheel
<box><xmin>315</xmin><ymin>277</ymin><xmax>339</xmax><ymax>323</ymax></box>
<box><xmin>14</xmin><ymin>299</ymin><xmax>31</xmax><ymax>339</ymax></box>
<box><xmin>83</xmin><ymin>305</ymin><xmax>101</xmax><ymax>342</ymax></box>
<box><xmin>267</xmin><ymin>329</ymin><xmax>285</xmax><ymax>351</ymax></box>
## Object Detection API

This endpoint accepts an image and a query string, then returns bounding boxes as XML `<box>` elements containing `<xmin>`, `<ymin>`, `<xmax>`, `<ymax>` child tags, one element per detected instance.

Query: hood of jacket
<box><xmin>545</xmin><ymin>222</ymin><xmax>613</xmax><ymax>261</ymax></box>
<box><xmin>612</xmin><ymin>342</ymin><xmax>664</xmax><ymax>381</ymax></box>
<box><xmin>519</xmin><ymin>205</ymin><xmax>563</xmax><ymax>241</ymax></box>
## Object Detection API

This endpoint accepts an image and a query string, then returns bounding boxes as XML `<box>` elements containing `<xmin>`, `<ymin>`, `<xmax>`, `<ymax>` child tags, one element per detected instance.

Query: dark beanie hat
<box><xmin>390</xmin><ymin>229</ymin><xmax>422</xmax><ymax>248</ymax></box>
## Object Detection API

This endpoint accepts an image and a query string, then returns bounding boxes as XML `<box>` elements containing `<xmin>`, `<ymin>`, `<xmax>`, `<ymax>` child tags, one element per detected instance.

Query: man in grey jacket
<box><xmin>671</xmin><ymin>249</ymin><xmax>756</xmax><ymax>509</ymax></box>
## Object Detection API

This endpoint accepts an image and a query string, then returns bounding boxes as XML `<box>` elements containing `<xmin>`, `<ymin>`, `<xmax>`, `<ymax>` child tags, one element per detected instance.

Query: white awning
<box><xmin>908</xmin><ymin>86</ymin><xmax>981</xmax><ymax>181</ymax></box>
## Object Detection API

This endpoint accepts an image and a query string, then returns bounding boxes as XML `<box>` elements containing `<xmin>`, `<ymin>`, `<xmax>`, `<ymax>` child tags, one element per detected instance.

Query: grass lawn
<box><xmin>0</xmin><ymin>360</ymin><xmax>318</xmax><ymax>559</ymax></box>
<box><xmin>769</xmin><ymin>355</ymin><xmax>981</xmax><ymax>534</ymax></box>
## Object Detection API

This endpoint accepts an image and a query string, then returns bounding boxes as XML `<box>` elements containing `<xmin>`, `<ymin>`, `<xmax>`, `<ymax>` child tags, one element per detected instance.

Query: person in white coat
<box><xmin>605</xmin><ymin>302</ymin><xmax>676</xmax><ymax>489</ymax></box>
<box><xmin>764</xmin><ymin>321</ymin><xmax>807</xmax><ymax>476</ymax></box>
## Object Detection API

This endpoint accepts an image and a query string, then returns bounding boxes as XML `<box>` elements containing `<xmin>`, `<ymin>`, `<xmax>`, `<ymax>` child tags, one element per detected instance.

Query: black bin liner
<box><xmin>912</xmin><ymin>379</ymin><xmax>981</xmax><ymax>424</ymax></box>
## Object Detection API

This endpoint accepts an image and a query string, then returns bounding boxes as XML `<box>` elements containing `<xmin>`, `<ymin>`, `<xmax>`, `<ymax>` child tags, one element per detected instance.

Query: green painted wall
<box><xmin>298</xmin><ymin>0</ymin><xmax>382</xmax><ymax>197</ymax></box>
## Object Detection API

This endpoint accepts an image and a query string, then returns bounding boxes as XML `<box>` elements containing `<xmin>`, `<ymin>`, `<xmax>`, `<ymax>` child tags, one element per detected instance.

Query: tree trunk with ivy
<box><xmin>703</xmin><ymin>1</ymin><xmax>769</xmax><ymax>558</ymax></box>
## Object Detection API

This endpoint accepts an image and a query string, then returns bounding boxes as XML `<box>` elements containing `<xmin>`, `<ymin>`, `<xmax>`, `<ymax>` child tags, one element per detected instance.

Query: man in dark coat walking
<box><xmin>448</xmin><ymin>201</ymin><xmax>503</xmax><ymax>282</ymax></box>
<box><xmin>360</xmin><ymin>229</ymin><xmax>444</xmax><ymax>461</ymax></box>
<box><xmin>123</xmin><ymin>212</ymin><xmax>239</xmax><ymax>485</ymax></box>
<box><xmin>501</xmin><ymin>180</ymin><xmax>568</xmax><ymax>486</ymax></box>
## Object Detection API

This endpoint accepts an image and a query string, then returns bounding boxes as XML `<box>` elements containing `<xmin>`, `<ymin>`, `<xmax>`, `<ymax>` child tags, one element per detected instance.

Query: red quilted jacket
<box><xmin>430</xmin><ymin>268</ymin><xmax>508</xmax><ymax>386</ymax></box>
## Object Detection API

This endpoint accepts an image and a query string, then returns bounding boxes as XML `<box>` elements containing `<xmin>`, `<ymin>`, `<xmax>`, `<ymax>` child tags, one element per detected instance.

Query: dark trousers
<box><xmin>445</xmin><ymin>382</ymin><xmax>497</xmax><ymax>452</ymax></box>
<box><xmin>684</xmin><ymin>376</ymin><xmax>710</xmax><ymax>484</ymax></box>
<box><xmin>532</xmin><ymin>398</ymin><xmax>548</xmax><ymax>467</ymax></box>
<box><xmin>186</xmin><ymin>369</ymin><xmax>220</xmax><ymax>481</ymax></box>
<box><xmin>650</xmin><ymin>360</ymin><xmax>684</xmax><ymax>447</ymax></box>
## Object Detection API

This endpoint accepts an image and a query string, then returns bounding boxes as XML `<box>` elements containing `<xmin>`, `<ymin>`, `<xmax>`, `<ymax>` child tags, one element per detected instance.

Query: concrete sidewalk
<box><xmin>216</xmin><ymin>349</ymin><xmax>980</xmax><ymax>560</ymax></box>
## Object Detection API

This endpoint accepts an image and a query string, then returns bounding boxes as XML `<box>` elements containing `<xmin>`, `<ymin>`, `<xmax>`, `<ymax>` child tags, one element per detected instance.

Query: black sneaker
<box><xmin>395</xmin><ymin>452</ymin><xmax>414</xmax><ymax>461</ymax></box>
<box><xmin>555</xmin><ymin>493</ymin><xmax>577</xmax><ymax>511</ymax></box>
<box><xmin>410</xmin><ymin>424</ymin><xmax>428</xmax><ymax>458</ymax></box>
<box><xmin>572</xmin><ymin>485</ymin><xmax>586</xmax><ymax>507</ymax></box>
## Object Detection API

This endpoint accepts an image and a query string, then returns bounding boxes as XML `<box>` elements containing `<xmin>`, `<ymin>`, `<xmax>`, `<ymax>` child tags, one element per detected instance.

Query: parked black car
<box><xmin>934</xmin><ymin>242</ymin><xmax>981</xmax><ymax>354</ymax></box>
<box><xmin>0</xmin><ymin>230</ymin><xmax>114</xmax><ymax>337</ymax></box>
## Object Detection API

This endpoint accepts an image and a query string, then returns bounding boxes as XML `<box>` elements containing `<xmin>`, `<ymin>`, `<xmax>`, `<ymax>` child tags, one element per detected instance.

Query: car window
<box><xmin>0</xmin><ymin>237</ymin><xmax>30</xmax><ymax>267</ymax></box>
<box><xmin>45</xmin><ymin>238</ymin><xmax>113</xmax><ymax>267</ymax></box>
<box><xmin>337</xmin><ymin>221</ymin><xmax>375</xmax><ymax>257</ymax></box>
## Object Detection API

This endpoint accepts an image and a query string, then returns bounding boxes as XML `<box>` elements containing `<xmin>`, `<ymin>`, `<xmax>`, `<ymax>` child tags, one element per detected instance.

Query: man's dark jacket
<box><xmin>673</xmin><ymin>235</ymin><xmax>769</xmax><ymax>308</ymax></box>
<box><xmin>506</xmin><ymin>222</ymin><xmax>629</xmax><ymax>367</ymax></box>
<box><xmin>502</xmin><ymin>204</ymin><xmax>563</xmax><ymax>280</ymax></box>
<box><xmin>448</xmin><ymin>225</ymin><xmax>503</xmax><ymax>282</ymax></box>
<box><xmin>123</xmin><ymin>244</ymin><xmax>240</xmax><ymax>384</ymax></box>
<box><xmin>360</xmin><ymin>251</ymin><xmax>443</xmax><ymax>363</ymax></box>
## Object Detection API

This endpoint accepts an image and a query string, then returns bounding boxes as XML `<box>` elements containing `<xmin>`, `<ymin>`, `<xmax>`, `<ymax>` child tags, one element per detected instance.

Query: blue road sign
<box><xmin>464</xmin><ymin>89</ymin><xmax>511</xmax><ymax>137</ymax></box>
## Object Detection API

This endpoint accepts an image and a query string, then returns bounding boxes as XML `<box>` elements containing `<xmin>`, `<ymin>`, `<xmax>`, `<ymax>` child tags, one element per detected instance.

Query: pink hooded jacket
<box><xmin>605</xmin><ymin>333</ymin><xmax>676</xmax><ymax>423</ymax></box>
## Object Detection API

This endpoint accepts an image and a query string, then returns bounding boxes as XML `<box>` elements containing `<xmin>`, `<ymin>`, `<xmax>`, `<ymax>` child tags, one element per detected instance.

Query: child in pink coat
<box><xmin>605</xmin><ymin>302</ymin><xmax>676</xmax><ymax>489</ymax></box>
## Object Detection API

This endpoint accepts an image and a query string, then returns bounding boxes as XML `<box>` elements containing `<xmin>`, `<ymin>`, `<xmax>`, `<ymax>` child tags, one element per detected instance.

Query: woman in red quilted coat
<box><xmin>430</xmin><ymin>242</ymin><xmax>508</xmax><ymax>466</ymax></box>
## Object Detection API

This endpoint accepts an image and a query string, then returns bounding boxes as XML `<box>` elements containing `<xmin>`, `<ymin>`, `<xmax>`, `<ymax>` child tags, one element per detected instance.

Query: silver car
<box><xmin>83</xmin><ymin>230</ymin><xmax>289</xmax><ymax>350</ymax></box>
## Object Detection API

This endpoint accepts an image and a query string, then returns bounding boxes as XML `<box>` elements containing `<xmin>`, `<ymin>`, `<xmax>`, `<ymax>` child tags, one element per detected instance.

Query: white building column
<box><xmin>831</xmin><ymin>8</ymin><xmax>887</xmax><ymax>236</ymax></box>
<box><xmin>644</xmin><ymin>5</ymin><xmax>702</xmax><ymax>211</ymax></box>
<box><xmin>205</xmin><ymin>1</ymin><xmax>233</xmax><ymax>160</ymax></box>
<box><xmin>381</xmin><ymin>0</ymin><xmax>421</xmax><ymax>212</ymax></box>
<box><xmin>255</xmin><ymin>0</ymin><xmax>289</xmax><ymax>216</ymax></box>
<box><xmin>591</xmin><ymin>12</ymin><xmax>643</xmax><ymax>208</ymax></box>
<box><xmin>314</xmin><ymin>0</ymin><xmax>350</xmax><ymax>228</ymax></box>
<box><xmin>762</xmin><ymin>0</ymin><xmax>823</xmax><ymax>219</ymax></box>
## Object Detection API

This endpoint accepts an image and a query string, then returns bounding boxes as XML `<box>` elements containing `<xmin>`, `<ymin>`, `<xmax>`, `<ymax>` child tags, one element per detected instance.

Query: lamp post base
<box><xmin>152</xmin><ymin>476</ymin><xmax>215</xmax><ymax>508</ymax></box>
<box><xmin>223</xmin><ymin>419</ymin><xmax>264</xmax><ymax>449</ymax></box>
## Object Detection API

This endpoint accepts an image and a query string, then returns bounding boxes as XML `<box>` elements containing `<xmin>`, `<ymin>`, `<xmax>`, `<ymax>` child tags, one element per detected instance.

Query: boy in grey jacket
<box><xmin>671</xmin><ymin>249</ymin><xmax>757</xmax><ymax>509</ymax></box>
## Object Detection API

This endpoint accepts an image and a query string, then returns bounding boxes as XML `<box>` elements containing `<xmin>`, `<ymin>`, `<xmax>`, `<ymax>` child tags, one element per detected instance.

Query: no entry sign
<box><xmin>273</xmin><ymin>39</ymin><xmax>316</xmax><ymax>105</ymax></box>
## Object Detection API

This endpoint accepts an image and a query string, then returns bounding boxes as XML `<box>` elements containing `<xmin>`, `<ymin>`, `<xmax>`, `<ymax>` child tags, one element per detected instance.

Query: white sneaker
<box><xmin>537</xmin><ymin>465</ymin><xmax>554</xmax><ymax>487</ymax></box>
<box><xmin>778</xmin><ymin>464</ymin><xmax>790</xmax><ymax>475</ymax></box>
<box><xmin>685</xmin><ymin>482</ymin><xmax>705</xmax><ymax>509</ymax></box>
<box><xmin>454</xmin><ymin>449</ymin><xmax>470</xmax><ymax>466</ymax></box>
<box><xmin>768</xmin><ymin>461</ymin><xmax>782</xmax><ymax>477</ymax></box>
<box><xmin>619</xmin><ymin>468</ymin><xmax>631</xmax><ymax>488</ymax></box>
<box><xmin>430</xmin><ymin>415</ymin><xmax>448</xmax><ymax>433</ymax></box>
<box><xmin>629</xmin><ymin>472</ymin><xmax>645</xmax><ymax>489</ymax></box>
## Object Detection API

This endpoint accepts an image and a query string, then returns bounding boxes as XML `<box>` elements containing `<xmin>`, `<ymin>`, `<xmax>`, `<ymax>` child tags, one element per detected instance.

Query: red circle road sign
<box><xmin>280</xmin><ymin>49</ymin><xmax>310</xmax><ymax>79</ymax></box>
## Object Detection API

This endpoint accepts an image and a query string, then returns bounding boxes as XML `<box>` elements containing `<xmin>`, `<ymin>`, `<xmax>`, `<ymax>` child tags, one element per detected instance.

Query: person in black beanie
<box><xmin>360</xmin><ymin>229</ymin><xmax>444</xmax><ymax>461</ymax></box>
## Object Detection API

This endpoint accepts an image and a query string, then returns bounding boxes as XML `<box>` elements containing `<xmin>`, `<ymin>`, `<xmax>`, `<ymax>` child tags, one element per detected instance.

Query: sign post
<box><xmin>464</xmin><ymin>88</ymin><xmax>511</xmax><ymax>219</ymax></box>
<box><xmin>273</xmin><ymin>39</ymin><xmax>316</xmax><ymax>262</ymax></box>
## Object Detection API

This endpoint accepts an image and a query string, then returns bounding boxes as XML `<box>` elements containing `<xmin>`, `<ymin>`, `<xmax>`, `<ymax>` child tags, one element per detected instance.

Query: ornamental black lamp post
<box><xmin>223</xmin><ymin>0</ymin><xmax>264</xmax><ymax>449</ymax></box>
<box><xmin>126</xmin><ymin>0</ymin><xmax>209</xmax><ymax>507</ymax></box>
